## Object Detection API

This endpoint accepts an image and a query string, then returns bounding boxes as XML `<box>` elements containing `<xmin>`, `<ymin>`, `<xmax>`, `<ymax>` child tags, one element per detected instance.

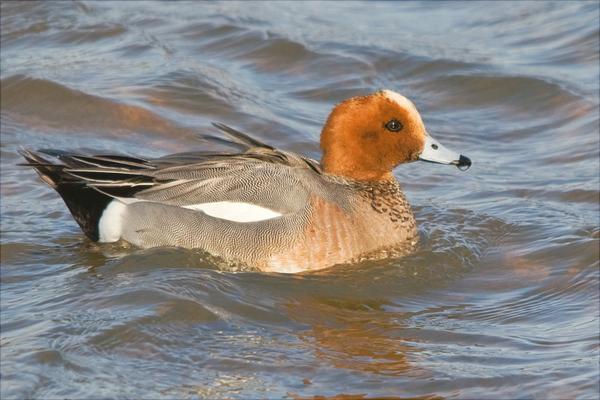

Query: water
<box><xmin>1</xmin><ymin>1</ymin><xmax>598</xmax><ymax>398</ymax></box>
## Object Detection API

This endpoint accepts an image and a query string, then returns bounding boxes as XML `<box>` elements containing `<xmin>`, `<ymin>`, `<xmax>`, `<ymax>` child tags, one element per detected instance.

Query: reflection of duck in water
<box><xmin>289</xmin><ymin>296</ymin><xmax>417</xmax><ymax>378</ymax></box>
<box><xmin>21</xmin><ymin>90</ymin><xmax>471</xmax><ymax>273</ymax></box>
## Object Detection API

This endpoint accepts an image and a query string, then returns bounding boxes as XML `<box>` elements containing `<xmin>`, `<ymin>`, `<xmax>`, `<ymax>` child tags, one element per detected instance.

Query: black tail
<box><xmin>19</xmin><ymin>149</ymin><xmax>113</xmax><ymax>241</ymax></box>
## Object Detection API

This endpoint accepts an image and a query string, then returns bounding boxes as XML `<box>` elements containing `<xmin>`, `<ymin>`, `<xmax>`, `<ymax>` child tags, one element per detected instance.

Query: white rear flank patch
<box><xmin>98</xmin><ymin>200</ymin><xmax>127</xmax><ymax>242</ymax></box>
<box><xmin>183</xmin><ymin>201</ymin><xmax>282</xmax><ymax>222</ymax></box>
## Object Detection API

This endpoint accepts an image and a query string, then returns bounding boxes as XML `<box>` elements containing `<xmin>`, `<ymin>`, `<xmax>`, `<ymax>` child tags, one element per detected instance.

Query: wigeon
<box><xmin>20</xmin><ymin>90</ymin><xmax>471</xmax><ymax>273</ymax></box>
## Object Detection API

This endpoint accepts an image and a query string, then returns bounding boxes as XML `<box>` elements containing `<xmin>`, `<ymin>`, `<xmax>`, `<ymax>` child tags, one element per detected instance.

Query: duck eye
<box><xmin>385</xmin><ymin>119</ymin><xmax>403</xmax><ymax>132</ymax></box>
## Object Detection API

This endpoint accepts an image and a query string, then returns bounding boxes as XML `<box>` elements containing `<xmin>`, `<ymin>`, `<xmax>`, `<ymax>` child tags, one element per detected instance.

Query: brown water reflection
<box><xmin>1</xmin><ymin>1</ymin><xmax>598</xmax><ymax>399</ymax></box>
<box><xmin>291</xmin><ymin>298</ymin><xmax>416</xmax><ymax>377</ymax></box>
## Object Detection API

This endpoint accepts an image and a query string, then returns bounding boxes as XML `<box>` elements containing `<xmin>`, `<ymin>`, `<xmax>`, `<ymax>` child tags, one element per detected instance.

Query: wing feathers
<box><xmin>21</xmin><ymin>124</ymin><xmax>318</xmax><ymax>211</ymax></box>
<box><xmin>211</xmin><ymin>122</ymin><xmax>274</xmax><ymax>150</ymax></box>
<box><xmin>68</xmin><ymin>155</ymin><xmax>152</xmax><ymax>170</ymax></box>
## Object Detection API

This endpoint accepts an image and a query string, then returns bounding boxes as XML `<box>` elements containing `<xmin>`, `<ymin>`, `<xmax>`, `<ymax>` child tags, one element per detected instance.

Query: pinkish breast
<box><xmin>265</xmin><ymin>195</ymin><xmax>418</xmax><ymax>273</ymax></box>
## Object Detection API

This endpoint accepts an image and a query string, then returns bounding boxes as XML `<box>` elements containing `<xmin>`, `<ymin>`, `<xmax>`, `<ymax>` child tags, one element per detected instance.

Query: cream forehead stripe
<box><xmin>381</xmin><ymin>90</ymin><xmax>417</xmax><ymax>112</ymax></box>
<box><xmin>381</xmin><ymin>90</ymin><xmax>423</xmax><ymax>123</ymax></box>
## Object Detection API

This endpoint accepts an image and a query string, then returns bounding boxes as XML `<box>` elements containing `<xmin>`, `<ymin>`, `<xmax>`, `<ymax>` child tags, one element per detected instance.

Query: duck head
<box><xmin>320</xmin><ymin>89</ymin><xmax>471</xmax><ymax>181</ymax></box>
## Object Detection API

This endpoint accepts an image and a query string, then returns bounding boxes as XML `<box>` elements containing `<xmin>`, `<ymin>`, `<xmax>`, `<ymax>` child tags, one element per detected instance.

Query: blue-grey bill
<box><xmin>418</xmin><ymin>135</ymin><xmax>471</xmax><ymax>170</ymax></box>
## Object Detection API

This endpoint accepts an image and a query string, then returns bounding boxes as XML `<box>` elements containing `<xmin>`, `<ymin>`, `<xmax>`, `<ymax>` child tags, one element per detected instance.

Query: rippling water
<box><xmin>1</xmin><ymin>1</ymin><xmax>599</xmax><ymax>398</ymax></box>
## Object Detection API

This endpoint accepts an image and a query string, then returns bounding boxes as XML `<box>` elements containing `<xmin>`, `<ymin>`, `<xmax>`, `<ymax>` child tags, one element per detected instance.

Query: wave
<box><xmin>0</xmin><ymin>75</ymin><xmax>194</xmax><ymax>141</ymax></box>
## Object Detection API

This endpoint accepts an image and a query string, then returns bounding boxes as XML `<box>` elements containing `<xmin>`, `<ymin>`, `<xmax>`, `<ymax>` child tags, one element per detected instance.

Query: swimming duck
<box><xmin>20</xmin><ymin>90</ymin><xmax>471</xmax><ymax>273</ymax></box>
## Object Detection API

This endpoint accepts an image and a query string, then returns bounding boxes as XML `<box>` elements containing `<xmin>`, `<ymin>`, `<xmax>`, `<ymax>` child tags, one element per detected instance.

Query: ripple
<box><xmin>1</xmin><ymin>1</ymin><xmax>599</xmax><ymax>399</ymax></box>
<box><xmin>415</xmin><ymin>73</ymin><xmax>587</xmax><ymax>116</ymax></box>
<box><xmin>0</xmin><ymin>75</ymin><xmax>195</xmax><ymax>143</ymax></box>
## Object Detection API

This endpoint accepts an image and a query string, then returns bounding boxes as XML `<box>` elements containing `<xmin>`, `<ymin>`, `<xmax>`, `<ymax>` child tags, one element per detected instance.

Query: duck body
<box><xmin>20</xmin><ymin>90</ymin><xmax>470</xmax><ymax>273</ymax></box>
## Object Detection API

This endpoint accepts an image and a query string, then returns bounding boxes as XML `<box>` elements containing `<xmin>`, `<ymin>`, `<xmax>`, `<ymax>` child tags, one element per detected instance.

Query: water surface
<box><xmin>1</xmin><ymin>1</ymin><xmax>599</xmax><ymax>399</ymax></box>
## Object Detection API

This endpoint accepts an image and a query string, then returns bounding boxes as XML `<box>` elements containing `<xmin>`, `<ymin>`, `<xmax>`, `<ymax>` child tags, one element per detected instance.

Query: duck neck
<box><xmin>355</xmin><ymin>178</ymin><xmax>415</xmax><ymax>227</ymax></box>
<box><xmin>321</xmin><ymin>152</ymin><xmax>394</xmax><ymax>182</ymax></box>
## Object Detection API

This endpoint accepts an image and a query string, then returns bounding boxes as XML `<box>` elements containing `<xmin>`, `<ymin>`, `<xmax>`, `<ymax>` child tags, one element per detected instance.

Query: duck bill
<box><xmin>418</xmin><ymin>134</ymin><xmax>472</xmax><ymax>171</ymax></box>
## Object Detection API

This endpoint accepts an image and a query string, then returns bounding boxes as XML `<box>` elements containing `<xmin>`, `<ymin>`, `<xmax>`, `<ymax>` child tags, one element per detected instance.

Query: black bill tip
<box><xmin>456</xmin><ymin>155</ymin><xmax>472</xmax><ymax>171</ymax></box>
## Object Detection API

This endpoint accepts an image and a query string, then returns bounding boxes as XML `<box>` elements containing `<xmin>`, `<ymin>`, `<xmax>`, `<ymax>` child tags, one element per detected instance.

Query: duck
<box><xmin>20</xmin><ymin>89</ymin><xmax>471</xmax><ymax>273</ymax></box>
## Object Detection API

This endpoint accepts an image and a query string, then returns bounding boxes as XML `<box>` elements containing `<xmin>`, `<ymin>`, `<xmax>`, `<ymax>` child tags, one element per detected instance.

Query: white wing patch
<box><xmin>98</xmin><ymin>199</ymin><xmax>127</xmax><ymax>242</ymax></box>
<box><xmin>183</xmin><ymin>201</ymin><xmax>282</xmax><ymax>222</ymax></box>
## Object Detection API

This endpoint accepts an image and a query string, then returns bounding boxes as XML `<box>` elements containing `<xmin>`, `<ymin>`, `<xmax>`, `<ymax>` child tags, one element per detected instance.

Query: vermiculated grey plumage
<box><xmin>20</xmin><ymin>123</ymin><xmax>418</xmax><ymax>272</ymax></box>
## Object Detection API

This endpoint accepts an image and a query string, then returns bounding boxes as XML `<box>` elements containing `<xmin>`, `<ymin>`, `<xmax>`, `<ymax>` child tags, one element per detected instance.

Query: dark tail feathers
<box><xmin>19</xmin><ymin>149</ymin><xmax>113</xmax><ymax>241</ymax></box>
